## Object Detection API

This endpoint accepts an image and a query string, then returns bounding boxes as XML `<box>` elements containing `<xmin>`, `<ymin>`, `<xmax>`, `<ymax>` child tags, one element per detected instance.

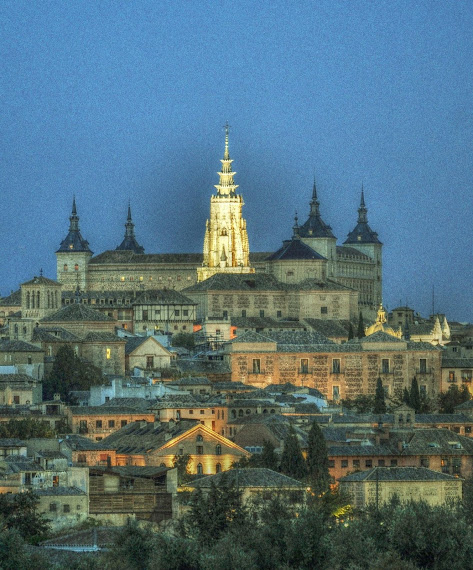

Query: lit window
<box><xmin>121</xmin><ymin>276</ymin><xmax>125</xmax><ymax>282</ymax></box>
<box><xmin>74</xmin><ymin>264</ymin><xmax>79</xmax><ymax>271</ymax></box>
<box><xmin>106</xmin><ymin>348</ymin><xmax>111</xmax><ymax>359</ymax></box>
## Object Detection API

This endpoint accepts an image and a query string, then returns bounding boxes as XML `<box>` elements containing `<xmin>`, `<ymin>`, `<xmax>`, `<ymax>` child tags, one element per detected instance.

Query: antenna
<box><xmin>432</xmin><ymin>284</ymin><xmax>435</xmax><ymax>317</ymax></box>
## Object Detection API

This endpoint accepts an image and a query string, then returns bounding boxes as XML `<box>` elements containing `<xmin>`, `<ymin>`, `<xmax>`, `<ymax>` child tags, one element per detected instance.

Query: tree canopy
<box><xmin>280</xmin><ymin>425</ymin><xmax>307</xmax><ymax>480</ymax></box>
<box><xmin>306</xmin><ymin>421</ymin><xmax>330</xmax><ymax>494</ymax></box>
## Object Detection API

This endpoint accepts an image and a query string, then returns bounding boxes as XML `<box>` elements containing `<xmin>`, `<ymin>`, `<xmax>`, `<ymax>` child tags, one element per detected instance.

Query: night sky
<box><xmin>1</xmin><ymin>1</ymin><xmax>472</xmax><ymax>322</ymax></box>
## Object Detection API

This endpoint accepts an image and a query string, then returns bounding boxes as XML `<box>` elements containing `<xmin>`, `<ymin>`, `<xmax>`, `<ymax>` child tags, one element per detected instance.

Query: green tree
<box><xmin>43</xmin><ymin>345</ymin><xmax>104</xmax><ymax>402</ymax></box>
<box><xmin>357</xmin><ymin>311</ymin><xmax>365</xmax><ymax>338</ymax></box>
<box><xmin>373</xmin><ymin>377</ymin><xmax>387</xmax><ymax>414</ymax></box>
<box><xmin>173</xmin><ymin>453</ymin><xmax>192</xmax><ymax>484</ymax></box>
<box><xmin>259</xmin><ymin>440</ymin><xmax>279</xmax><ymax>471</ymax></box>
<box><xmin>438</xmin><ymin>384</ymin><xmax>471</xmax><ymax>414</ymax></box>
<box><xmin>409</xmin><ymin>377</ymin><xmax>421</xmax><ymax>412</ymax></box>
<box><xmin>172</xmin><ymin>332</ymin><xmax>195</xmax><ymax>351</ymax></box>
<box><xmin>0</xmin><ymin>490</ymin><xmax>49</xmax><ymax>544</ymax></box>
<box><xmin>0</xmin><ymin>418</ymin><xmax>56</xmax><ymax>439</ymax></box>
<box><xmin>306</xmin><ymin>421</ymin><xmax>330</xmax><ymax>495</ymax></box>
<box><xmin>280</xmin><ymin>425</ymin><xmax>307</xmax><ymax>480</ymax></box>
<box><xmin>402</xmin><ymin>387</ymin><xmax>411</xmax><ymax>406</ymax></box>
<box><xmin>348</xmin><ymin>322</ymin><xmax>354</xmax><ymax>340</ymax></box>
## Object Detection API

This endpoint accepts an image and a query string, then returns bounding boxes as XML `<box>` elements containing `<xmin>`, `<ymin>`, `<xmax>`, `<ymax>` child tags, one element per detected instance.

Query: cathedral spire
<box><xmin>344</xmin><ymin>185</ymin><xmax>381</xmax><ymax>245</ymax></box>
<box><xmin>215</xmin><ymin>122</ymin><xmax>239</xmax><ymax>197</ymax></box>
<box><xmin>116</xmin><ymin>202</ymin><xmax>145</xmax><ymax>254</ymax></box>
<box><xmin>309</xmin><ymin>178</ymin><xmax>320</xmax><ymax>217</ymax></box>
<box><xmin>56</xmin><ymin>198</ymin><xmax>92</xmax><ymax>253</ymax></box>
<box><xmin>298</xmin><ymin>180</ymin><xmax>335</xmax><ymax>239</ymax></box>
<box><xmin>358</xmin><ymin>184</ymin><xmax>368</xmax><ymax>224</ymax></box>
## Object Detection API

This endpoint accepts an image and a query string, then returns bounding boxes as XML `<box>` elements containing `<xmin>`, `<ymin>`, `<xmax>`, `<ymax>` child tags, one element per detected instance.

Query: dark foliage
<box><xmin>438</xmin><ymin>384</ymin><xmax>471</xmax><ymax>414</ymax></box>
<box><xmin>373</xmin><ymin>377</ymin><xmax>387</xmax><ymax>414</ymax></box>
<box><xmin>306</xmin><ymin>421</ymin><xmax>330</xmax><ymax>494</ymax></box>
<box><xmin>0</xmin><ymin>418</ymin><xmax>56</xmax><ymax>439</ymax></box>
<box><xmin>171</xmin><ymin>333</ymin><xmax>195</xmax><ymax>351</ymax></box>
<box><xmin>357</xmin><ymin>311</ymin><xmax>365</xmax><ymax>338</ymax></box>
<box><xmin>280</xmin><ymin>425</ymin><xmax>307</xmax><ymax>480</ymax></box>
<box><xmin>0</xmin><ymin>490</ymin><xmax>49</xmax><ymax>544</ymax></box>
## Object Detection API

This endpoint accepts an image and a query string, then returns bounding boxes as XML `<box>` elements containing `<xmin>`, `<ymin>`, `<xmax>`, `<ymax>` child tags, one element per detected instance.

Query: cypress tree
<box><xmin>260</xmin><ymin>440</ymin><xmax>279</xmax><ymax>472</ymax></box>
<box><xmin>280</xmin><ymin>425</ymin><xmax>307</xmax><ymax>480</ymax></box>
<box><xmin>348</xmin><ymin>323</ymin><xmax>354</xmax><ymax>340</ymax></box>
<box><xmin>357</xmin><ymin>312</ymin><xmax>365</xmax><ymax>338</ymax></box>
<box><xmin>409</xmin><ymin>377</ymin><xmax>421</xmax><ymax>412</ymax></box>
<box><xmin>402</xmin><ymin>387</ymin><xmax>411</xmax><ymax>406</ymax></box>
<box><xmin>306</xmin><ymin>421</ymin><xmax>330</xmax><ymax>494</ymax></box>
<box><xmin>373</xmin><ymin>377</ymin><xmax>387</xmax><ymax>414</ymax></box>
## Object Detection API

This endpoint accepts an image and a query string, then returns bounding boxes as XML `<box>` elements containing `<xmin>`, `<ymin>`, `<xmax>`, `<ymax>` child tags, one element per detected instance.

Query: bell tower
<box><xmin>198</xmin><ymin>124</ymin><xmax>253</xmax><ymax>282</ymax></box>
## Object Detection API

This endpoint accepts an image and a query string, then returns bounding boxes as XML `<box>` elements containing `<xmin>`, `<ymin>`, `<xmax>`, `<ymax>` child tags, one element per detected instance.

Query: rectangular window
<box><xmin>241</xmin><ymin>310</ymin><xmax>246</xmax><ymax>317</ymax></box>
<box><xmin>106</xmin><ymin>348</ymin><xmax>111</xmax><ymax>360</ymax></box>
<box><xmin>63</xmin><ymin>504</ymin><xmax>70</xmax><ymax>513</ymax></box>
<box><xmin>390</xmin><ymin>459</ymin><xmax>398</xmax><ymax>467</ymax></box>
<box><xmin>146</xmin><ymin>356</ymin><xmax>154</xmax><ymax>368</ymax></box>
<box><xmin>332</xmin><ymin>359</ymin><xmax>341</xmax><ymax>374</ymax></box>
<box><xmin>183</xmin><ymin>310</ymin><xmax>189</xmax><ymax>317</ymax></box>
<box><xmin>260</xmin><ymin>310</ymin><xmax>265</xmax><ymax>318</ymax></box>
<box><xmin>175</xmin><ymin>310</ymin><xmax>180</xmax><ymax>316</ymax></box>
<box><xmin>49</xmin><ymin>503</ymin><xmax>57</xmax><ymax>512</ymax></box>
<box><xmin>52</xmin><ymin>475</ymin><xmax>59</xmax><ymax>487</ymax></box>
<box><xmin>449</xmin><ymin>371</ymin><xmax>456</xmax><ymax>382</ymax></box>
<box><xmin>223</xmin><ymin>310</ymin><xmax>228</xmax><ymax>319</ymax></box>
<box><xmin>419</xmin><ymin>358</ymin><xmax>427</xmax><ymax>373</ymax></box>
<box><xmin>382</xmin><ymin>359</ymin><xmax>390</xmax><ymax>373</ymax></box>
<box><xmin>196</xmin><ymin>446</ymin><xmax>203</xmax><ymax>455</ymax></box>
<box><xmin>252</xmin><ymin>359</ymin><xmax>261</xmax><ymax>374</ymax></box>
<box><xmin>420</xmin><ymin>457</ymin><xmax>430</xmax><ymax>467</ymax></box>
<box><xmin>108</xmin><ymin>420</ymin><xmax>115</xmax><ymax>428</ymax></box>
<box><xmin>365</xmin><ymin>460</ymin><xmax>373</xmax><ymax>468</ymax></box>
<box><xmin>328</xmin><ymin>460</ymin><xmax>335</xmax><ymax>468</ymax></box>
<box><xmin>121</xmin><ymin>420</ymin><xmax>127</xmax><ymax>427</ymax></box>
<box><xmin>142</xmin><ymin>310</ymin><xmax>148</xmax><ymax>321</ymax></box>
<box><xmin>462</xmin><ymin>370</ymin><xmax>472</xmax><ymax>382</ymax></box>
<box><xmin>332</xmin><ymin>386</ymin><xmax>340</xmax><ymax>401</ymax></box>
<box><xmin>300</xmin><ymin>358</ymin><xmax>309</xmax><ymax>374</ymax></box>
<box><xmin>96</xmin><ymin>420</ymin><xmax>102</xmax><ymax>428</ymax></box>
<box><xmin>341</xmin><ymin>459</ymin><xmax>348</xmax><ymax>468</ymax></box>
<box><xmin>13</xmin><ymin>395</ymin><xmax>20</xmax><ymax>405</ymax></box>
<box><xmin>353</xmin><ymin>459</ymin><xmax>360</xmax><ymax>468</ymax></box>
<box><xmin>277</xmin><ymin>310</ymin><xmax>282</xmax><ymax>318</ymax></box>
<box><xmin>321</xmin><ymin>306</ymin><xmax>328</xmax><ymax>315</ymax></box>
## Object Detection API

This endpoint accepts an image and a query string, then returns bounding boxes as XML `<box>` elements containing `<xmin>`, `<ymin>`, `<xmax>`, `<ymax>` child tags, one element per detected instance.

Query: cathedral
<box><xmin>55</xmin><ymin>129</ymin><xmax>382</xmax><ymax>322</ymax></box>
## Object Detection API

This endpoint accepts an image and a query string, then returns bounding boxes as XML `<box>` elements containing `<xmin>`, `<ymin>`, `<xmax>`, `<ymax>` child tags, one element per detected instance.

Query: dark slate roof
<box><xmin>339</xmin><ymin>467</ymin><xmax>459</xmax><ymax>482</ymax></box>
<box><xmin>394</xmin><ymin>429</ymin><xmax>473</xmax><ymax>456</ymax></box>
<box><xmin>176</xmin><ymin>360</ymin><xmax>231</xmax><ymax>375</ymax></box>
<box><xmin>133</xmin><ymin>289</ymin><xmax>196</xmax><ymax>306</ymax></box>
<box><xmin>89</xmin><ymin>465</ymin><xmax>168</xmax><ymax>478</ymax></box>
<box><xmin>65</xmin><ymin>435</ymin><xmax>115</xmax><ymax>451</ymax></box>
<box><xmin>82</xmin><ymin>332</ymin><xmax>123</xmax><ymax>342</ymax></box>
<box><xmin>69</xmin><ymin>405</ymin><xmax>153</xmax><ymax>416</ymax></box>
<box><xmin>0</xmin><ymin>374</ymin><xmax>38</xmax><ymax>384</ymax></box>
<box><xmin>35</xmin><ymin>451</ymin><xmax>68</xmax><ymax>459</ymax></box>
<box><xmin>188</xmin><ymin>468</ymin><xmax>304</xmax><ymax>489</ymax></box>
<box><xmin>442</xmin><ymin>358</ymin><xmax>473</xmax><ymax>368</ymax></box>
<box><xmin>231</xmin><ymin>316</ymin><xmax>306</xmax><ymax>331</ymax></box>
<box><xmin>298</xmin><ymin>183</ymin><xmax>336</xmax><ymax>239</ymax></box>
<box><xmin>328</xmin><ymin>444</ymin><xmax>398</xmax><ymax>457</ymax></box>
<box><xmin>303</xmin><ymin>319</ymin><xmax>350</xmax><ymax>338</ymax></box>
<box><xmin>116</xmin><ymin>205</ymin><xmax>145</xmax><ymax>254</ymax></box>
<box><xmin>233</xmin><ymin>330</ymin><xmax>334</xmax><ymax>346</ymax></box>
<box><xmin>89</xmin><ymin>251</ymin><xmax>203</xmax><ymax>265</ymax></box>
<box><xmin>0</xmin><ymin>340</ymin><xmax>43</xmax><ymax>352</ymax></box>
<box><xmin>287</xmin><ymin>278</ymin><xmax>353</xmax><ymax>291</ymax></box>
<box><xmin>41</xmin><ymin>304</ymin><xmax>114</xmax><ymax>322</ymax></box>
<box><xmin>56</xmin><ymin>199</ymin><xmax>92</xmax><ymax>253</ymax></box>
<box><xmin>184</xmin><ymin>273</ymin><xmax>286</xmax><ymax>292</ymax></box>
<box><xmin>415</xmin><ymin>413</ymin><xmax>472</xmax><ymax>424</ymax></box>
<box><xmin>2</xmin><ymin>455</ymin><xmax>44</xmax><ymax>473</ymax></box>
<box><xmin>344</xmin><ymin>192</ymin><xmax>381</xmax><ymax>245</ymax></box>
<box><xmin>267</xmin><ymin>237</ymin><xmax>326</xmax><ymax>261</ymax></box>
<box><xmin>0</xmin><ymin>438</ymin><xmax>27</xmax><ymax>447</ymax></box>
<box><xmin>32</xmin><ymin>327</ymin><xmax>81</xmax><ymax>342</ymax></box>
<box><xmin>21</xmin><ymin>275</ymin><xmax>60</xmax><ymax>287</ymax></box>
<box><xmin>212</xmin><ymin>381</ymin><xmax>258</xmax><ymax>392</ymax></box>
<box><xmin>0</xmin><ymin>290</ymin><xmax>21</xmax><ymax>306</ymax></box>
<box><xmin>125</xmin><ymin>336</ymin><xmax>149</xmax><ymax>354</ymax></box>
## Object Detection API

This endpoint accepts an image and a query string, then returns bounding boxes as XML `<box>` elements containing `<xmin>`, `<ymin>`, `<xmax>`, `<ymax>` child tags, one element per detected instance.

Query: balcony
<box><xmin>416</xmin><ymin>368</ymin><xmax>433</xmax><ymax>374</ymax></box>
<box><xmin>248</xmin><ymin>369</ymin><xmax>266</xmax><ymax>375</ymax></box>
<box><xmin>298</xmin><ymin>368</ymin><xmax>313</xmax><ymax>375</ymax></box>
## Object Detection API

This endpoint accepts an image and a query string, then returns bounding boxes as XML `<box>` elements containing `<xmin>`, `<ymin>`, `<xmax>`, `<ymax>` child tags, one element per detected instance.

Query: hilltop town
<box><xmin>1</xmin><ymin>133</ymin><xmax>473</xmax><ymax>567</ymax></box>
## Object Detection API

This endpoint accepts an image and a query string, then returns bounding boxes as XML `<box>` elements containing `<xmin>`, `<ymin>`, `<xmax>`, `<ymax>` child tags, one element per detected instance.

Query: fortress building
<box><xmin>54</xmin><ymin>129</ymin><xmax>382</xmax><ymax>321</ymax></box>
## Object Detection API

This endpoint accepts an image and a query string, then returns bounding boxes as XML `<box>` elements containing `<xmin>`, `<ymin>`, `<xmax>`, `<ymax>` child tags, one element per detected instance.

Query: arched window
<box><xmin>63</xmin><ymin>264</ymin><xmax>68</xmax><ymax>272</ymax></box>
<box><xmin>26</xmin><ymin>292</ymin><xmax>30</xmax><ymax>309</ymax></box>
<box><xmin>263</xmin><ymin>409</ymin><xmax>268</xmax><ymax>414</ymax></box>
<box><xmin>231</xmin><ymin>410</ymin><xmax>236</xmax><ymax>419</ymax></box>
<box><xmin>196</xmin><ymin>434</ymin><xmax>203</xmax><ymax>442</ymax></box>
<box><xmin>36</xmin><ymin>291</ymin><xmax>40</xmax><ymax>308</ymax></box>
<box><xmin>238</xmin><ymin>409</ymin><xmax>244</xmax><ymax>417</ymax></box>
<box><xmin>197</xmin><ymin>463</ymin><xmax>203</xmax><ymax>475</ymax></box>
<box><xmin>270</xmin><ymin>409</ymin><xmax>276</xmax><ymax>414</ymax></box>
<box><xmin>215</xmin><ymin>445</ymin><xmax>222</xmax><ymax>456</ymax></box>
<box><xmin>246</xmin><ymin>409</ymin><xmax>251</xmax><ymax>415</ymax></box>
<box><xmin>216</xmin><ymin>463</ymin><xmax>221</xmax><ymax>473</ymax></box>
<box><xmin>74</xmin><ymin>264</ymin><xmax>79</xmax><ymax>271</ymax></box>
<box><xmin>31</xmin><ymin>293</ymin><xmax>35</xmax><ymax>309</ymax></box>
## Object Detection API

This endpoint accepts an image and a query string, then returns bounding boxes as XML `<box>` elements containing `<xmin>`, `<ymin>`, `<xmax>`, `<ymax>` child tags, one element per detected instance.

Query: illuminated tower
<box><xmin>56</xmin><ymin>197</ymin><xmax>93</xmax><ymax>291</ymax></box>
<box><xmin>198</xmin><ymin>125</ymin><xmax>253</xmax><ymax>281</ymax></box>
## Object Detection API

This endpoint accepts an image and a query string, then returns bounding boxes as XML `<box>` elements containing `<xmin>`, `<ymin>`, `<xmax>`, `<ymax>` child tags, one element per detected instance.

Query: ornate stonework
<box><xmin>197</xmin><ymin>125</ymin><xmax>253</xmax><ymax>282</ymax></box>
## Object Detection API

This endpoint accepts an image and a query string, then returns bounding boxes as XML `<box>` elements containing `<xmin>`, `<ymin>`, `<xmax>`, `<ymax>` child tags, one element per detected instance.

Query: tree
<box><xmin>43</xmin><ymin>345</ymin><xmax>104</xmax><ymax>402</ymax></box>
<box><xmin>402</xmin><ymin>387</ymin><xmax>411</xmax><ymax>406</ymax></box>
<box><xmin>348</xmin><ymin>322</ymin><xmax>354</xmax><ymax>340</ymax></box>
<box><xmin>172</xmin><ymin>333</ymin><xmax>195</xmax><ymax>351</ymax></box>
<box><xmin>0</xmin><ymin>490</ymin><xmax>49</xmax><ymax>544</ymax></box>
<box><xmin>409</xmin><ymin>377</ymin><xmax>421</xmax><ymax>412</ymax></box>
<box><xmin>373</xmin><ymin>377</ymin><xmax>387</xmax><ymax>414</ymax></box>
<box><xmin>306</xmin><ymin>421</ymin><xmax>330</xmax><ymax>495</ymax></box>
<box><xmin>173</xmin><ymin>453</ymin><xmax>191</xmax><ymax>484</ymax></box>
<box><xmin>438</xmin><ymin>384</ymin><xmax>471</xmax><ymax>414</ymax></box>
<box><xmin>0</xmin><ymin>418</ymin><xmax>56</xmax><ymax>439</ymax></box>
<box><xmin>357</xmin><ymin>311</ymin><xmax>365</xmax><ymax>338</ymax></box>
<box><xmin>259</xmin><ymin>440</ymin><xmax>279</xmax><ymax>472</ymax></box>
<box><xmin>280</xmin><ymin>425</ymin><xmax>307</xmax><ymax>480</ymax></box>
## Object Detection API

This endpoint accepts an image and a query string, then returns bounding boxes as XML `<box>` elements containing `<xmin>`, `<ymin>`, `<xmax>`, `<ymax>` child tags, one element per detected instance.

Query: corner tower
<box><xmin>197</xmin><ymin>125</ymin><xmax>253</xmax><ymax>282</ymax></box>
<box><xmin>344</xmin><ymin>186</ymin><xmax>383</xmax><ymax>308</ymax></box>
<box><xmin>56</xmin><ymin>197</ymin><xmax>93</xmax><ymax>292</ymax></box>
<box><xmin>298</xmin><ymin>180</ymin><xmax>337</xmax><ymax>277</ymax></box>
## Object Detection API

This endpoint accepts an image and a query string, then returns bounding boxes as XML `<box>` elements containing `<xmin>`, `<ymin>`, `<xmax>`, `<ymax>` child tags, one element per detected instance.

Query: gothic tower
<box><xmin>344</xmin><ymin>187</ymin><xmax>383</xmax><ymax>309</ymax></box>
<box><xmin>197</xmin><ymin>125</ymin><xmax>253</xmax><ymax>282</ymax></box>
<box><xmin>116</xmin><ymin>203</ymin><xmax>145</xmax><ymax>254</ymax></box>
<box><xmin>298</xmin><ymin>180</ymin><xmax>337</xmax><ymax>277</ymax></box>
<box><xmin>56</xmin><ymin>197</ymin><xmax>93</xmax><ymax>291</ymax></box>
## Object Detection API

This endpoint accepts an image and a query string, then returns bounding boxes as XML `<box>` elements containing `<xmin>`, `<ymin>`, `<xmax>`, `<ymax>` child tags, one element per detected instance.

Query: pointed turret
<box><xmin>56</xmin><ymin>197</ymin><xmax>92</xmax><ymax>253</ymax></box>
<box><xmin>299</xmin><ymin>179</ymin><xmax>336</xmax><ymax>239</ymax></box>
<box><xmin>56</xmin><ymin>198</ymin><xmax>92</xmax><ymax>291</ymax></box>
<box><xmin>214</xmin><ymin>122</ymin><xmax>239</xmax><ymax>198</ymax></box>
<box><xmin>344</xmin><ymin>186</ymin><xmax>381</xmax><ymax>244</ymax></box>
<box><xmin>116</xmin><ymin>203</ymin><xmax>145</xmax><ymax>254</ymax></box>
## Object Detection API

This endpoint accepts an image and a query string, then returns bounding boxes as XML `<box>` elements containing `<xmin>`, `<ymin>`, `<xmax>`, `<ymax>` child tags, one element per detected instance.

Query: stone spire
<box><xmin>344</xmin><ymin>186</ymin><xmax>381</xmax><ymax>244</ymax></box>
<box><xmin>198</xmin><ymin>124</ymin><xmax>253</xmax><ymax>281</ymax></box>
<box><xmin>299</xmin><ymin>179</ymin><xmax>336</xmax><ymax>239</ymax></box>
<box><xmin>116</xmin><ymin>202</ymin><xmax>145</xmax><ymax>254</ymax></box>
<box><xmin>56</xmin><ymin>197</ymin><xmax>92</xmax><ymax>253</ymax></box>
<box><xmin>214</xmin><ymin>122</ymin><xmax>239</xmax><ymax>198</ymax></box>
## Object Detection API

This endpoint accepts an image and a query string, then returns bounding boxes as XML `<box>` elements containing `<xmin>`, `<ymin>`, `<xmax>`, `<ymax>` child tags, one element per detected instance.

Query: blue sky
<box><xmin>1</xmin><ymin>1</ymin><xmax>472</xmax><ymax>321</ymax></box>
